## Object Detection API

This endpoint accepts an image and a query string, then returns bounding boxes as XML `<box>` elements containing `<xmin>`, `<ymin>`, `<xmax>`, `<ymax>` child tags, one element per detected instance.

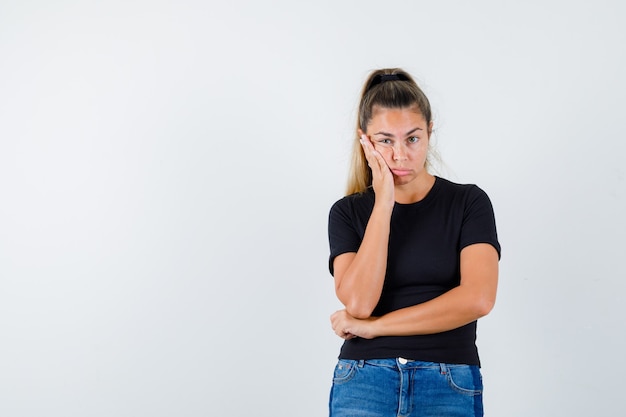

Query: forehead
<box><xmin>368</xmin><ymin>106</ymin><xmax>427</xmax><ymax>128</ymax></box>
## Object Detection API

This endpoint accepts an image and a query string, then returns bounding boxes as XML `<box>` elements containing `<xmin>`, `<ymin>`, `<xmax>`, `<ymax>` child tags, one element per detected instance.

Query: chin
<box><xmin>393</xmin><ymin>177</ymin><xmax>414</xmax><ymax>186</ymax></box>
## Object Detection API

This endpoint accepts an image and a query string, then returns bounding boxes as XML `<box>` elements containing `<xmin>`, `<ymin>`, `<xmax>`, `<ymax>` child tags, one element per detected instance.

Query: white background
<box><xmin>1</xmin><ymin>1</ymin><xmax>625</xmax><ymax>416</ymax></box>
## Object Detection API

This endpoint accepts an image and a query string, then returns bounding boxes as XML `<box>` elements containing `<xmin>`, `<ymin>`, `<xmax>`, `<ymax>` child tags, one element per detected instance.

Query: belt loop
<box><xmin>357</xmin><ymin>360</ymin><xmax>365</xmax><ymax>368</ymax></box>
<box><xmin>439</xmin><ymin>363</ymin><xmax>448</xmax><ymax>375</ymax></box>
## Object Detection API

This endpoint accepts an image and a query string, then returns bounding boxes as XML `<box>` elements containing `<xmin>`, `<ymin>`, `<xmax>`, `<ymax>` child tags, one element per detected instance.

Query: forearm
<box><xmin>335</xmin><ymin>205</ymin><xmax>392</xmax><ymax>318</ymax></box>
<box><xmin>368</xmin><ymin>244</ymin><xmax>499</xmax><ymax>337</ymax></box>
<box><xmin>370</xmin><ymin>284</ymin><xmax>496</xmax><ymax>337</ymax></box>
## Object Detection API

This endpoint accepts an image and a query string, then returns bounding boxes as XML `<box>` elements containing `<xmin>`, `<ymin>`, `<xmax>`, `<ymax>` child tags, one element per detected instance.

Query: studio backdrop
<box><xmin>1</xmin><ymin>1</ymin><xmax>625</xmax><ymax>416</ymax></box>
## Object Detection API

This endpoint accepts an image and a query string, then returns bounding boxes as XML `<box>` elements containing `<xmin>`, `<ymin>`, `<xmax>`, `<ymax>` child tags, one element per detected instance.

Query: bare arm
<box><xmin>333</xmin><ymin>134</ymin><xmax>394</xmax><ymax>319</ymax></box>
<box><xmin>331</xmin><ymin>243</ymin><xmax>499</xmax><ymax>339</ymax></box>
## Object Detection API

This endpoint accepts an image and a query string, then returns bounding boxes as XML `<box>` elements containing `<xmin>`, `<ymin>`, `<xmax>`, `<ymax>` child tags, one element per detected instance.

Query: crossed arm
<box><xmin>330</xmin><ymin>242</ymin><xmax>499</xmax><ymax>340</ymax></box>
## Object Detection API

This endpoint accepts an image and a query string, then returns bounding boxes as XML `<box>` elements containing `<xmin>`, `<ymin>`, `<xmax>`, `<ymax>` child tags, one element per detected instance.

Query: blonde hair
<box><xmin>346</xmin><ymin>68</ymin><xmax>435</xmax><ymax>195</ymax></box>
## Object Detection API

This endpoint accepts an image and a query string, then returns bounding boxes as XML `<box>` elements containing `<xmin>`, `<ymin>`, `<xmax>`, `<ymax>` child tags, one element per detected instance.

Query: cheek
<box><xmin>373</xmin><ymin>144</ymin><xmax>394</xmax><ymax>163</ymax></box>
<box><xmin>412</xmin><ymin>144</ymin><xmax>429</xmax><ymax>159</ymax></box>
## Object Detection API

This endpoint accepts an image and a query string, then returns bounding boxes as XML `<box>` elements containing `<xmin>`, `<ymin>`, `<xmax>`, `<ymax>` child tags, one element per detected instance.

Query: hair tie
<box><xmin>380</xmin><ymin>74</ymin><xmax>401</xmax><ymax>82</ymax></box>
<box><xmin>367</xmin><ymin>73</ymin><xmax>409</xmax><ymax>91</ymax></box>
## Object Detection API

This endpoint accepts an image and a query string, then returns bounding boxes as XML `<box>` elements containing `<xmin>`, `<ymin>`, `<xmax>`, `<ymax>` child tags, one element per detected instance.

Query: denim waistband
<box><xmin>349</xmin><ymin>358</ymin><xmax>472</xmax><ymax>371</ymax></box>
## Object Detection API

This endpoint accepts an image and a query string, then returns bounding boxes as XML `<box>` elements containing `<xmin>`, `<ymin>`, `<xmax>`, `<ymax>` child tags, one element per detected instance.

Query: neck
<box><xmin>394</xmin><ymin>174</ymin><xmax>436</xmax><ymax>204</ymax></box>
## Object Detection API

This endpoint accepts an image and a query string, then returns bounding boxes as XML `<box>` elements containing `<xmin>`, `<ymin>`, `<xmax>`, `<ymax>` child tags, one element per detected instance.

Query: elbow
<box><xmin>345</xmin><ymin>301</ymin><xmax>375</xmax><ymax>320</ymax></box>
<box><xmin>336</xmin><ymin>285</ymin><xmax>377</xmax><ymax>319</ymax></box>
<box><xmin>474</xmin><ymin>295</ymin><xmax>496</xmax><ymax>318</ymax></box>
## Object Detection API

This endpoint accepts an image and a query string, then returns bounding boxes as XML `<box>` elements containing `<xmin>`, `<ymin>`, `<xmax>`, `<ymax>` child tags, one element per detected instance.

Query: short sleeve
<box><xmin>328</xmin><ymin>198</ymin><xmax>362</xmax><ymax>275</ymax></box>
<box><xmin>459</xmin><ymin>186</ymin><xmax>501</xmax><ymax>259</ymax></box>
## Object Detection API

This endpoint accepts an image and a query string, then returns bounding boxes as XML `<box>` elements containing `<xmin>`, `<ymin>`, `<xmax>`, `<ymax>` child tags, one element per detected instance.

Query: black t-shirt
<box><xmin>328</xmin><ymin>176</ymin><xmax>501</xmax><ymax>366</ymax></box>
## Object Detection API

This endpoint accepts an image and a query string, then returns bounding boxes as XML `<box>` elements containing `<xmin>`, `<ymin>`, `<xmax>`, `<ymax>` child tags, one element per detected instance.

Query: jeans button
<box><xmin>398</xmin><ymin>357</ymin><xmax>408</xmax><ymax>365</ymax></box>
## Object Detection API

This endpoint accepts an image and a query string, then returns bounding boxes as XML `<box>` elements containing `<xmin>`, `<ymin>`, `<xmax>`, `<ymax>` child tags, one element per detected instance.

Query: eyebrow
<box><xmin>372</xmin><ymin>127</ymin><xmax>423</xmax><ymax>137</ymax></box>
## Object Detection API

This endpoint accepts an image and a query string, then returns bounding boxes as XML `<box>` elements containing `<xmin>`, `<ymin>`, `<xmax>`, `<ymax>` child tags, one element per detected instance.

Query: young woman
<box><xmin>327</xmin><ymin>68</ymin><xmax>501</xmax><ymax>417</ymax></box>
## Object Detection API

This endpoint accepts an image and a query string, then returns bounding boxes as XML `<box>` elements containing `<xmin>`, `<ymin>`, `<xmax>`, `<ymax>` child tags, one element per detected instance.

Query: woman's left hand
<box><xmin>330</xmin><ymin>309</ymin><xmax>378</xmax><ymax>340</ymax></box>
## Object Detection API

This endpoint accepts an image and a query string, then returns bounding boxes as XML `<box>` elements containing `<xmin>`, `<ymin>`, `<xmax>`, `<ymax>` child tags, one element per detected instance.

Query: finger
<box><xmin>359</xmin><ymin>135</ymin><xmax>374</xmax><ymax>161</ymax></box>
<box><xmin>330</xmin><ymin>310</ymin><xmax>344</xmax><ymax>324</ymax></box>
<box><xmin>360</xmin><ymin>134</ymin><xmax>390</xmax><ymax>172</ymax></box>
<box><xmin>360</xmin><ymin>133</ymin><xmax>375</xmax><ymax>153</ymax></box>
<box><xmin>337</xmin><ymin>330</ymin><xmax>351</xmax><ymax>340</ymax></box>
<box><xmin>335</xmin><ymin>329</ymin><xmax>350</xmax><ymax>339</ymax></box>
<box><xmin>371</xmin><ymin>147</ymin><xmax>389</xmax><ymax>171</ymax></box>
<box><xmin>360</xmin><ymin>136</ymin><xmax>382</xmax><ymax>170</ymax></box>
<box><xmin>342</xmin><ymin>331</ymin><xmax>356</xmax><ymax>340</ymax></box>
<box><xmin>330</xmin><ymin>312</ymin><xmax>344</xmax><ymax>332</ymax></box>
<box><xmin>366</xmin><ymin>145</ymin><xmax>391</xmax><ymax>178</ymax></box>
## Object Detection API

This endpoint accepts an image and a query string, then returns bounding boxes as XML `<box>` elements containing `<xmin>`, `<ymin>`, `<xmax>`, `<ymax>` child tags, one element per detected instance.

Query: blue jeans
<box><xmin>329</xmin><ymin>358</ymin><xmax>483</xmax><ymax>417</ymax></box>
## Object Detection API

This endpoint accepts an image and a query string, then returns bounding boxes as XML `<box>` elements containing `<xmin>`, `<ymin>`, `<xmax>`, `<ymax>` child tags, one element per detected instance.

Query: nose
<box><xmin>392</xmin><ymin>144</ymin><xmax>408</xmax><ymax>161</ymax></box>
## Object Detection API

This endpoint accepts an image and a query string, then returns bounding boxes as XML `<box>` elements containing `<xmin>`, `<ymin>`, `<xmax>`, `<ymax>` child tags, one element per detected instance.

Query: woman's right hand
<box><xmin>359</xmin><ymin>130</ymin><xmax>395</xmax><ymax>209</ymax></box>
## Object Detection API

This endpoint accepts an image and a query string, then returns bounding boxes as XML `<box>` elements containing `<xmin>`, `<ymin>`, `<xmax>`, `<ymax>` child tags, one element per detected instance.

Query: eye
<box><xmin>377</xmin><ymin>138</ymin><xmax>392</xmax><ymax>145</ymax></box>
<box><xmin>407</xmin><ymin>136</ymin><xmax>419</xmax><ymax>144</ymax></box>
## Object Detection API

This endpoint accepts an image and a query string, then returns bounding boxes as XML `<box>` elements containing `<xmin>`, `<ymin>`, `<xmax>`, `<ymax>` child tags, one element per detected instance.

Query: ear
<box><xmin>428</xmin><ymin>121</ymin><xmax>434</xmax><ymax>136</ymax></box>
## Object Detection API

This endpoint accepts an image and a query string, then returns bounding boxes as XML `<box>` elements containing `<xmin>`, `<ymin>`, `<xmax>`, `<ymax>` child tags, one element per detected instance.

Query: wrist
<box><xmin>371</xmin><ymin>202</ymin><xmax>394</xmax><ymax>216</ymax></box>
<box><xmin>368</xmin><ymin>316</ymin><xmax>383</xmax><ymax>338</ymax></box>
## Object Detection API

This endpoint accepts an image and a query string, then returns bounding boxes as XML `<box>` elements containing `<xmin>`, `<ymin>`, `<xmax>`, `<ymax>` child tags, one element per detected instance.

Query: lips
<box><xmin>391</xmin><ymin>169</ymin><xmax>412</xmax><ymax>176</ymax></box>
